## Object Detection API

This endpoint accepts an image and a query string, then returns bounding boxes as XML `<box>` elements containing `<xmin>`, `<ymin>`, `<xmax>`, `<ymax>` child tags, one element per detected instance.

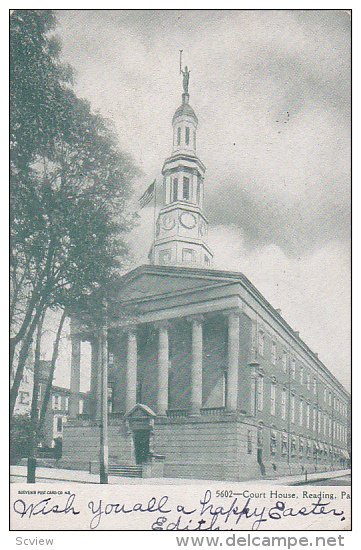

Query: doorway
<box><xmin>133</xmin><ymin>430</ymin><xmax>150</xmax><ymax>464</ymax></box>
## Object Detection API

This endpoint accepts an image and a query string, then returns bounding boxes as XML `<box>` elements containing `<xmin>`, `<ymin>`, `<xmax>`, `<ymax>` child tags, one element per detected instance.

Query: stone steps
<box><xmin>108</xmin><ymin>464</ymin><xmax>143</xmax><ymax>478</ymax></box>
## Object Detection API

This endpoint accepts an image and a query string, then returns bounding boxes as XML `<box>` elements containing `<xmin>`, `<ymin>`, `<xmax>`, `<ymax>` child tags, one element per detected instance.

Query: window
<box><xmin>270</xmin><ymin>431</ymin><xmax>277</xmax><ymax>455</ymax></box>
<box><xmin>291</xmin><ymin>393</ymin><xmax>295</xmax><ymax>423</ymax></box>
<box><xmin>281</xmin><ymin>388</ymin><xmax>287</xmax><ymax>420</ymax></box>
<box><xmin>65</xmin><ymin>396</ymin><xmax>69</xmax><ymax>412</ymax></box>
<box><xmin>270</xmin><ymin>383</ymin><xmax>276</xmax><ymax>415</ymax></box>
<box><xmin>108</xmin><ymin>386</ymin><xmax>113</xmax><ymax>414</ymax></box>
<box><xmin>313</xmin><ymin>407</ymin><xmax>317</xmax><ymax>431</ymax></box>
<box><xmin>193</xmin><ymin>130</ymin><xmax>196</xmax><ymax>149</ymax></box>
<box><xmin>324</xmin><ymin>414</ymin><xmax>327</xmax><ymax>436</ymax></box>
<box><xmin>271</xmin><ymin>342</ymin><xmax>277</xmax><ymax>365</ymax></box>
<box><xmin>52</xmin><ymin>395</ymin><xmax>60</xmax><ymax>410</ymax></box>
<box><xmin>281</xmin><ymin>433</ymin><xmax>288</xmax><ymax>455</ymax></box>
<box><xmin>196</xmin><ymin>177</ymin><xmax>201</xmax><ymax>204</ymax></box>
<box><xmin>108</xmin><ymin>353</ymin><xmax>114</xmax><ymax>365</ymax></box>
<box><xmin>282</xmin><ymin>350</ymin><xmax>287</xmax><ymax>372</ymax></box>
<box><xmin>300</xmin><ymin>366</ymin><xmax>304</xmax><ymax>385</ymax></box>
<box><xmin>204</xmin><ymin>255</ymin><xmax>210</xmax><ymax>266</ymax></box>
<box><xmin>19</xmin><ymin>391</ymin><xmax>29</xmax><ymax>405</ymax></box>
<box><xmin>79</xmin><ymin>399</ymin><xmax>84</xmax><ymax>415</ymax></box>
<box><xmin>299</xmin><ymin>399</ymin><xmax>304</xmax><ymax>426</ymax></box>
<box><xmin>182</xmin><ymin>248</ymin><xmax>195</xmax><ymax>264</ymax></box>
<box><xmin>318</xmin><ymin>410</ymin><xmax>321</xmax><ymax>433</ymax></box>
<box><xmin>306</xmin><ymin>403</ymin><xmax>310</xmax><ymax>429</ymax></box>
<box><xmin>313</xmin><ymin>378</ymin><xmax>317</xmax><ymax>395</ymax></box>
<box><xmin>258</xmin><ymin>331</ymin><xmax>265</xmax><ymax>356</ymax></box>
<box><xmin>307</xmin><ymin>373</ymin><xmax>310</xmax><ymax>390</ymax></box>
<box><xmin>299</xmin><ymin>437</ymin><xmax>304</xmax><ymax>457</ymax></box>
<box><xmin>177</xmin><ymin>127</ymin><xmax>181</xmax><ymax>145</ymax></box>
<box><xmin>257</xmin><ymin>376</ymin><xmax>264</xmax><ymax>411</ymax></box>
<box><xmin>56</xmin><ymin>417</ymin><xmax>63</xmax><ymax>433</ymax></box>
<box><xmin>183</xmin><ymin>177</ymin><xmax>190</xmax><ymax>200</ymax></box>
<box><xmin>329</xmin><ymin>391</ymin><xmax>332</xmax><ymax>406</ymax></box>
<box><xmin>172</xmin><ymin>178</ymin><xmax>178</xmax><ymax>202</ymax></box>
<box><xmin>159</xmin><ymin>250</ymin><xmax>171</xmax><ymax>265</ymax></box>
<box><xmin>329</xmin><ymin>416</ymin><xmax>332</xmax><ymax>438</ymax></box>
<box><xmin>324</xmin><ymin>388</ymin><xmax>327</xmax><ymax>403</ymax></box>
<box><xmin>247</xmin><ymin>430</ymin><xmax>252</xmax><ymax>454</ymax></box>
<box><xmin>185</xmin><ymin>127</ymin><xmax>190</xmax><ymax>145</ymax></box>
<box><xmin>291</xmin><ymin>359</ymin><xmax>296</xmax><ymax>380</ymax></box>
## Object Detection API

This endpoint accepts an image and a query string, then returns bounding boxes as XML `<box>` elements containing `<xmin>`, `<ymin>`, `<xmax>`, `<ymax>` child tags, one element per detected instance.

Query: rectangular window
<box><xmin>324</xmin><ymin>388</ymin><xmax>327</xmax><ymax>402</ymax></box>
<box><xmin>172</xmin><ymin>178</ymin><xmax>178</xmax><ymax>202</ymax></box>
<box><xmin>291</xmin><ymin>359</ymin><xmax>296</xmax><ymax>380</ymax></box>
<box><xmin>159</xmin><ymin>250</ymin><xmax>171</xmax><ymax>265</ymax></box>
<box><xmin>307</xmin><ymin>373</ymin><xmax>310</xmax><ymax>390</ymax></box>
<box><xmin>79</xmin><ymin>399</ymin><xmax>84</xmax><ymax>415</ymax></box>
<box><xmin>300</xmin><ymin>366</ymin><xmax>304</xmax><ymax>385</ymax></box>
<box><xmin>291</xmin><ymin>393</ymin><xmax>295</xmax><ymax>423</ymax></box>
<box><xmin>52</xmin><ymin>395</ymin><xmax>60</xmax><ymax>410</ymax></box>
<box><xmin>329</xmin><ymin>416</ymin><xmax>332</xmax><ymax>438</ymax></box>
<box><xmin>313</xmin><ymin>377</ymin><xmax>317</xmax><ymax>394</ymax></box>
<box><xmin>56</xmin><ymin>416</ymin><xmax>63</xmax><ymax>433</ymax></box>
<box><xmin>329</xmin><ymin>391</ymin><xmax>332</xmax><ymax>406</ymax></box>
<box><xmin>177</xmin><ymin>127</ymin><xmax>181</xmax><ymax>145</ymax></box>
<box><xmin>318</xmin><ymin>410</ymin><xmax>321</xmax><ymax>433</ymax></box>
<box><xmin>183</xmin><ymin>177</ymin><xmax>190</xmax><ymax>201</ymax></box>
<box><xmin>65</xmin><ymin>396</ymin><xmax>69</xmax><ymax>412</ymax></box>
<box><xmin>313</xmin><ymin>407</ymin><xmax>317</xmax><ymax>431</ymax></box>
<box><xmin>282</xmin><ymin>350</ymin><xmax>287</xmax><ymax>372</ymax></box>
<box><xmin>306</xmin><ymin>403</ymin><xmax>310</xmax><ymax>429</ymax></box>
<box><xmin>182</xmin><ymin>248</ymin><xmax>194</xmax><ymax>263</ymax></box>
<box><xmin>299</xmin><ymin>399</ymin><xmax>303</xmax><ymax>426</ymax></box>
<box><xmin>258</xmin><ymin>331</ymin><xmax>265</xmax><ymax>356</ymax></box>
<box><xmin>281</xmin><ymin>388</ymin><xmax>287</xmax><ymax>420</ymax></box>
<box><xmin>324</xmin><ymin>414</ymin><xmax>327</xmax><ymax>436</ymax></box>
<box><xmin>247</xmin><ymin>430</ymin><xmax>252</xmax><ymax>454</ymax></box>
<box><xmin>271</xmin><ymin>341</ymin><xmax>277</xmax><ymax>365</ymax></box>
<box><xmin>257</xmin><ymin>376</ymin><xmax>264</xmax><ymax>411</ymax></box>
<box><xmin>185</xmin><ymin>127</ymin><xmax>190</xmax><ymax>145</ymax></box>
<box><xmin>270</xmin><ymin>383</ymin><xmax>276</xmax><ymax>415</ymax></box>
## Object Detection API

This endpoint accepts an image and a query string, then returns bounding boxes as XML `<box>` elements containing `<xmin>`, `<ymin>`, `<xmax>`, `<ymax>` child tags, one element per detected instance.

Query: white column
<box><xmin>125</xmin><ymin>327</ymin><xmax>137</xmax><ymax>412</ymax></box>
<box><xmin>156</xmin><ymin>322</ymin><xmax>169</xmax><ymax>416</ymax></box>
<box><xmin>226</xmin><ymin>312</ymin><xmax>240</xmax><ymax>413</ymax></box>
<box><xmin>69</xmin><ymin>325</ymin><xmax>81</xmax><ymax>418</ymax></box>
<box><xmin>189</xmin><ymin>316</ymin><xmax>203</xmax><ymax>415</ymax></box>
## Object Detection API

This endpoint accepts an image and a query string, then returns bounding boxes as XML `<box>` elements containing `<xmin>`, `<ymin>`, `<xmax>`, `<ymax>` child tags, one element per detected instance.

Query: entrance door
<box><xmin>133</xmin><ymin>430</ymin><xmax>150</xmax><ymax>464</ymax></box>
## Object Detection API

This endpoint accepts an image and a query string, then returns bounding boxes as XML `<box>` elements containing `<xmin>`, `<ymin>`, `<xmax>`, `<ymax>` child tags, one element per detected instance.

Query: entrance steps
<box><xmin>108</xmin><ymin>464</ymin><xmax>143</xmax><ymax>478</ymax></box>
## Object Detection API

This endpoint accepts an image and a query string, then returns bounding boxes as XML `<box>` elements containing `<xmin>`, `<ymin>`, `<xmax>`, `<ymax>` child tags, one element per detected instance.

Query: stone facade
<box><xmin>62</xmin><ymin>265</ymin><xmax>350</xmax><ymax>480</ymax></box>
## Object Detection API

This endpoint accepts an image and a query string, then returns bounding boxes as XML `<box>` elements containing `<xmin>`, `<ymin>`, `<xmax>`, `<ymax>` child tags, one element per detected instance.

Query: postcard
<box><xmin>10</xmin><ymin>8</ymin><xmax>351</xmax><ymax>533</ymax></box>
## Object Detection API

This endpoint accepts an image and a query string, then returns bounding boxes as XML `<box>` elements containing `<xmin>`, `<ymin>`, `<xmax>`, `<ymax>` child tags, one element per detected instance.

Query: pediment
<box><xmin>124</xmin><ymin>403</ymin><xmax>157</xmax><ymax>419</ymax></box>
<box><xmin>116</xmin><ymin>265</ymin><xmax>237</xmax><ymax>303</ymax></box>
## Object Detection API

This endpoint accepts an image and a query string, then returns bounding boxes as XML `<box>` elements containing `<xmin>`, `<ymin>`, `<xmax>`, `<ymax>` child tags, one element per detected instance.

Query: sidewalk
<box><xmin>10</xmin><ymin>465</ymin><xmax>350</xmax><ymax>486</ymax></box>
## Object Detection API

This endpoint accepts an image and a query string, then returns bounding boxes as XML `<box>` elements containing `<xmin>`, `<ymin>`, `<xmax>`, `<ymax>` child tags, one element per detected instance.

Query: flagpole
<box><xmin>153</xmin><ymin>180</ymin><xmax>157</xmax><ymax>256</ymax></box>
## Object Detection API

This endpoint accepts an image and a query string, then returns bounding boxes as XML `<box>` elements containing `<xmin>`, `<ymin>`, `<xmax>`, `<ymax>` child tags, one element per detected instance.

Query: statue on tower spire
<box><xmin>179</xmin><ymin>50</ymin><xmax>190</xmax><ymax>94</ymax></box>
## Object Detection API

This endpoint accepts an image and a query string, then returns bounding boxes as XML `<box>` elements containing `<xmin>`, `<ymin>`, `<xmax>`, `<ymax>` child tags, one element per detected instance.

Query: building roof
<box><xmin>172</xmin><ymin>102</ymin><xmax>198</xmax><ymax>124</ymax></box>
<box><xmin>117</xmin><ymin>264</ymin><xmax>350</xmax><ymax>397</ymax></box>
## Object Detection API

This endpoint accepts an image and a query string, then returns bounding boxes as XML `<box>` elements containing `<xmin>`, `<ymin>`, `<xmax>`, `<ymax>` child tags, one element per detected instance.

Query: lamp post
<box><xmin>99</xmin><ymin>301</ymin><xmax>109</xmax><ymax>484</ymax></box>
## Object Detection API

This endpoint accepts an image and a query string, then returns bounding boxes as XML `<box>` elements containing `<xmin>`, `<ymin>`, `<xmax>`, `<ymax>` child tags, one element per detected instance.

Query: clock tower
<box><xmin>149</xmin><ymin>68</ymin><xmax>213</xmax><ymax>268</ymax></box>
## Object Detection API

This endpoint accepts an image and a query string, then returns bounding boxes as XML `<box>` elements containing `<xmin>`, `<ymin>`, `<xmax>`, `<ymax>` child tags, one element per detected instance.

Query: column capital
<box><xmin>223</xmin><ymin>309</ymin><xmax>242</xmax><ymax>319</ymax></box>
<box><xmin>123</xmin><ymin>324</ymin><xmax>138</xmax><ymax>335</ymax></box>
<box><xmin>153</xmin><ymin>319</ymin><xmax>170</xmax><ymax>330</ymax></box>
<box><xmin>186</xmin><ymin>314</ymin><xmax>204</xmax><ymax>324</ymax></box>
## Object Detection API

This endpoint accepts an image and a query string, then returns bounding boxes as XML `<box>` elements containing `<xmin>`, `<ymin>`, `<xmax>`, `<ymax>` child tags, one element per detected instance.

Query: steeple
<box><xmin>149</xmin><ymin>60</ymin><xmax>213</xmax><ymax>268</ymax></box>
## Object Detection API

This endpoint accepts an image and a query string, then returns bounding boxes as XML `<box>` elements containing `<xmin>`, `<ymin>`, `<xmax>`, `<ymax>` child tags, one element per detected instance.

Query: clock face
<box><xmin>161</xmin><ymin>214</ymin><xmax>176</xmax><ymax>230</ymax></box>
<box><xmin>180</xmin><ymin>212</ymin><xmax>197</xmax><ymax>229</ymax></box>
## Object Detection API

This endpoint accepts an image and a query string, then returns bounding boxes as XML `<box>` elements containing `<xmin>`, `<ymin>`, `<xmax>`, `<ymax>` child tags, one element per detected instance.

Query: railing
<box><xmin>167</xmin><ymin>407</ymin><xmax>226</xmax><ymax>418</ymax></box>
<box><xmin>166</xmin><ymin>409</ymin><xmax>188</xmax><ymax>418</ymax></box>
<box><xmin>200</xmin><ymin>407</ymin><xmax>226</xmax><ymax>416</ymax></box>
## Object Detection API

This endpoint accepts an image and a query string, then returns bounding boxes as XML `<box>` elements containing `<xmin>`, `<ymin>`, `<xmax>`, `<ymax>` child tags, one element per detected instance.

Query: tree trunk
<box><xmin>10</xmin><ymin>301</ymin><xmax>46</xmax><ymax>417</ymax></box>
<box><xmin>38</xmin><ymin>309</ymin><xmax>67</xmax><ymax>431</ymax></box>
<box><xmin>27</xmin><ymin>310</ymin><xmax>46</xmax><ymax>483</ymax></box>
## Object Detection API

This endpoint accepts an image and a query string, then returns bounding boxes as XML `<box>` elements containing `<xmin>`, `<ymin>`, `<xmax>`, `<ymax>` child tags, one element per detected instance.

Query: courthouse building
<box><xmin>62</xmin><ymin>79</ymin><xmax>350</xmax><ymax>480</ymax></box>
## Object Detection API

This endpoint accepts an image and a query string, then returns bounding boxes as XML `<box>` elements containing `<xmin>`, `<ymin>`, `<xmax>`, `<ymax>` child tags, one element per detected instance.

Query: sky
<box><xmin>45</xmin><ymin>9</ymin><xmax>350</xmax><ymax>390</ymax></box>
